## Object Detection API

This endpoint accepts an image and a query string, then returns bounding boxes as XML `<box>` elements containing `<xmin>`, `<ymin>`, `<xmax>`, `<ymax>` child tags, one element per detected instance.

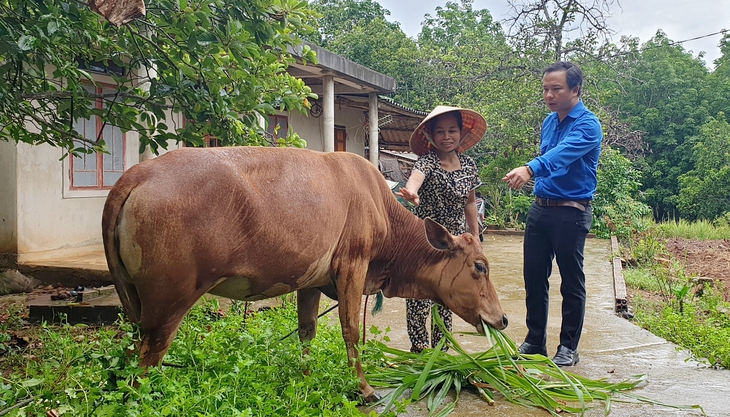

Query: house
<box><xmin>0</xmin><ymin>42</ymin><xmax>426</xmax><ymax>284</ymax></box>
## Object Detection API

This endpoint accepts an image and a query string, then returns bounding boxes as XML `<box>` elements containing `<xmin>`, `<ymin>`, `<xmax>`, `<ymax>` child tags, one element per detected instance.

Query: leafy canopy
<box><xmin>0</xmin><ymin>0</ymin><xmax>318</xmax><ymax>155</ymax></box>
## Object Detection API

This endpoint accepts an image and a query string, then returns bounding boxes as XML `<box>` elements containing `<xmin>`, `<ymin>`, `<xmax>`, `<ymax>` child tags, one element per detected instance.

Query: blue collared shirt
<box><xmin>525</xmin><ymin>100</ymin><xmax>603</xmax><ymax>200</ymax></box>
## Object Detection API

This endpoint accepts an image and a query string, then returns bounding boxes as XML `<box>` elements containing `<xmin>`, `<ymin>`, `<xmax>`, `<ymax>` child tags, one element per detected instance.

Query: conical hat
<box><xmin>409</xmin><ymin>106</ymin><xmax>487</xmax><ymax>156</ymax></box>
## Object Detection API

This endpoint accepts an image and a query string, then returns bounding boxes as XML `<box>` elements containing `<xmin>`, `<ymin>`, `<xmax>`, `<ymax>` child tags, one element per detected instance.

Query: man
<box><xmin>502</xmin><ymin>62</ymin><xmax>602</xmax><ymax>367</ymax></box>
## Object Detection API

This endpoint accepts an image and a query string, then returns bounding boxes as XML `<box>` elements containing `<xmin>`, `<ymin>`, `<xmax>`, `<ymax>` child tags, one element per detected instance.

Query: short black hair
<box><xmin>543</xmin><ymin>62</ymin><xmax>583</xmax><ymax>96</ymax></box>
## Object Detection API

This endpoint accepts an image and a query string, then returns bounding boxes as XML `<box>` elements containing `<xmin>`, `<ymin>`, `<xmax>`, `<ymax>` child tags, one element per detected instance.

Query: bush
<box><xmin>592</xmin><ymin>147</ymin><xmax>652</xmax><ymax>239</ymax></box>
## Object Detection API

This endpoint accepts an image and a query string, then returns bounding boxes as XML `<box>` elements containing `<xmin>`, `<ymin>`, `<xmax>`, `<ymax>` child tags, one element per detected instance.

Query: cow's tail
<box><xmin>372</xmin><ymin>291</ymin><xmax>384</xmax><ymax>315</ymax></box>
<box><xmin>101</xmin><ymin>175</ymin><xmax>142</xmax><ymax>324</ymax></box>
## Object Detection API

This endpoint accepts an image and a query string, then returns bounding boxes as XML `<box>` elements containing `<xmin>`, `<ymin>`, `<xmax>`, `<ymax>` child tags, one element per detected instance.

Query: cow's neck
<box><xmin>371</xmin><ymin>204</ymin><xmax>444</xmax><ymax>301</ymax></box>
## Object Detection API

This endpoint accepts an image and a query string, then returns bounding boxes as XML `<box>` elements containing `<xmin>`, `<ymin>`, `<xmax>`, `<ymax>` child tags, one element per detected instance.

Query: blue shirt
<box><xmin>525</xmin><ymin>100</ymin><xmax>603</xmax><ymax>200</ymax></box>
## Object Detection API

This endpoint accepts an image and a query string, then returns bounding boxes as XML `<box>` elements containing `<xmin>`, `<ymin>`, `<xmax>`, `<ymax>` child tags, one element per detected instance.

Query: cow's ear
<box><xmin>424</xmin><ymin>218</ymin><xmax>455</xmax><ymax>250</ymax></box>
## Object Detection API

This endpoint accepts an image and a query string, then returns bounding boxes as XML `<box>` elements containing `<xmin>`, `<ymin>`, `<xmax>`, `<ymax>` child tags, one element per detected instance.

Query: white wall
<box><xmin>0</xmin><ymin>140</ymin><xmax>18</xmax><ymax>253</ymax></box>
<box><xmin>14</xmin><ymin>106</ymin><xmax>183</xmax><ymax>255</ymax></box>
<box><xmin>288</xmin><ymin>106</ymin><xmax>368</xmax><ymax>157</ymax></box>
<box><xmin>339</xmin><ymin>106</ymin><xmax>368</xmax><ymax>157</ymax></box>
<box><xmin>16</xmin><ymin>142</ymin><xmax>108</xmax><ymax>253</ymax></box>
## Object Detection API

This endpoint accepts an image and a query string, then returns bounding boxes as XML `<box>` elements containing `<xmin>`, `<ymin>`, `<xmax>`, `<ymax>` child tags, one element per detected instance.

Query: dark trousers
<box><xmin>523</xmin><ymin>201</ymin><xmax>592</xmax><ymax>350</ymax></box>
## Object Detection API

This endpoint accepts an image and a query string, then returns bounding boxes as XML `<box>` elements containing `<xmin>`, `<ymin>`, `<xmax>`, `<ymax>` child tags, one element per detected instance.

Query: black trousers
<box><xmin>523</xmin><ymin>201</ymin><xmax>593</xmax><ymax>350</ymax></box>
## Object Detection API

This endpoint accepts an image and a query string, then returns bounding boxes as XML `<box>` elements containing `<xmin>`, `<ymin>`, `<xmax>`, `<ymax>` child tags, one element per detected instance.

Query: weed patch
<box><xmin>0</xmin><ymin>300</ymin><xmax>362</xmax><ymax>416</ymax></box>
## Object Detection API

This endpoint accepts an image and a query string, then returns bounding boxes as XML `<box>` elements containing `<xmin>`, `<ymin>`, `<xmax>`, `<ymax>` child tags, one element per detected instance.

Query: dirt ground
<box><xmin>663</xmin><ymin>238</ymin><xmax>730</xmax><ymax>301</ymax></box>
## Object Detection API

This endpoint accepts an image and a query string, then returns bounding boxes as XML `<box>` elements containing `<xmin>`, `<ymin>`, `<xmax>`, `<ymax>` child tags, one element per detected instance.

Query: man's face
<box><xmin>542</xmin><ymin>70</ymin><xmax>580</xmax><ymax>117</ymax></box>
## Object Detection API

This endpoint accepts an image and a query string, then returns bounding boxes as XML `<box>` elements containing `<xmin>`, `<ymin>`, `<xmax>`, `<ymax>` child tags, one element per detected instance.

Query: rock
<box><xmin>0</xmin><ymin>269</ymin><xmax>41</xmax><ymax>295</ymax></box>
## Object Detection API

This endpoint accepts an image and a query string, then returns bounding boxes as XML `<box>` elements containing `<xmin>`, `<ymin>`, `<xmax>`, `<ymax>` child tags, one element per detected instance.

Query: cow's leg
<box><xmin>136</xmin><ymin>282</ymin><xmax>208</xmax><ymax>367</ymax></box>
<box><xmin>297</xmin><ymin>288</ymin><xmax>322</xmax><ymax>345</ymax></box>
<box><xmin>296</xmin><ymin>288</ymin><xmax>322</xmax><ymax>376</ymax></box>
<box><xmin>336</xmin><ymin>262</ymin><xmax>379</xmax><ymax>402</ymax></box>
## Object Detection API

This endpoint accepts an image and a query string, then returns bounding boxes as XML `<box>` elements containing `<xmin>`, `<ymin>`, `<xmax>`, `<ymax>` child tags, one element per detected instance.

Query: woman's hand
<box><xmin>396</xmin><ymin>187</ymin><xmax>420</xmax><ymax>206</ymax></box>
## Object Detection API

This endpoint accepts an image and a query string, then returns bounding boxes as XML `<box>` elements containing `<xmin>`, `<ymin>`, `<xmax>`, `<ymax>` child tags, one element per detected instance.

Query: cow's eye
<box><xmin>475</xmin><ymin>262</ymin><xmax>488</xmax><ymax>274</ymax></box>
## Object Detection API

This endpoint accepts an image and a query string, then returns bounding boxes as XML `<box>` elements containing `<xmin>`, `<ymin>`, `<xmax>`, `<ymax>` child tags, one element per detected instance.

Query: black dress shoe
<box><xmin>553</xmin><ymin>345</ymin><xmax>580</xmax><ymax>367</ymax></box>
<box><xmin>518</xmin><ymin>342</ymin><xmax>548</xmax><ymax>356</ymax></box>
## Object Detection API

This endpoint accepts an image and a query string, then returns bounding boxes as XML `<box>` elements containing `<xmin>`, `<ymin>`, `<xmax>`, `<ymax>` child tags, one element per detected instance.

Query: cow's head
<box><xmin>423</xmin><ymin>218</ymin><xmax>508</xmax><ymax>332</ymax></box>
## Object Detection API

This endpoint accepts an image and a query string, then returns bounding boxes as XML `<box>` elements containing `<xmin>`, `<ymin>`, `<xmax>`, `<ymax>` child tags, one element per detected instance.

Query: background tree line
<box><xmin>305</xmin><ymin>0</ymin><xmax>730</xmax><ymax>233</ymax></box>
<box><xmin>1</xmin><ymin>0</ymin><xmax>728</xmax><ymax>233</ymax></box>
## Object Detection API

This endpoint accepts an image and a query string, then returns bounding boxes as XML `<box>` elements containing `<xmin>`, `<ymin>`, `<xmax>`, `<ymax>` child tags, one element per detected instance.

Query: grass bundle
<box><xmin>364</xmin><ymin>308</ymin><xmax>703</xmax><ymax>416</ymax></box>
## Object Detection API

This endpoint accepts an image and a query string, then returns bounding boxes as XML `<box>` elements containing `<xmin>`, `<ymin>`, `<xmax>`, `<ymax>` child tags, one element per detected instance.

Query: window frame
<box><xmin>68</xmin><ymin>83</ymin><xmax>126</xmax><ymax>192</ymax></box>
<box><xmin>267</xmin><ymin>114</ymin><xmax>289</xmax><ymax>144</ymax></box>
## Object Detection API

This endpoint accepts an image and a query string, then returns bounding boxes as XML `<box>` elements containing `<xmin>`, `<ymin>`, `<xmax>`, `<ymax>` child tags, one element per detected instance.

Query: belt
<box><xmin>534</xmin><ymin>197</ymin><xmax>591</xmax><ymax>212</ymax></box>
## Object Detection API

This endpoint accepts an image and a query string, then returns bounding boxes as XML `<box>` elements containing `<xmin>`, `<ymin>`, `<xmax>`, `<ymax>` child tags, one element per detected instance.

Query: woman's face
<box><xmin>431</xmin><ymin>113</ymin><xmax>462</xmax><ymax>153</ymax></box>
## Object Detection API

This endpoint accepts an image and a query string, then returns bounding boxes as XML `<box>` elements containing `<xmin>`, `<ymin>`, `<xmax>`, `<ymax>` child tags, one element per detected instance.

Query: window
<box><xmin>70</xmin><ymin>85</ymin><xmax>125</xmax><ymax>189</ymax></box>
<box><xmin>181</xmin><ymin>116</ymin><xmax>221</xmax><ymax>147</ymax></box>
<box><xmin>203</xmin><ymin>135</ymin><xmax>222</xmax><ymax>147</ymax></box>
<box><xmin>267</xmin><ymin>114</ymin><xmax>288</xmax><ymax>143</ymax></box>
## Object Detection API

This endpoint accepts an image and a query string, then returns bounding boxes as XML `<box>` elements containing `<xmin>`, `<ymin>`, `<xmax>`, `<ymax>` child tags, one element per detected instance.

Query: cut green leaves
<box><xmin>364</xmin><ymin>308</ymin><xmax>703</xmax><ymax>416</ymax></box>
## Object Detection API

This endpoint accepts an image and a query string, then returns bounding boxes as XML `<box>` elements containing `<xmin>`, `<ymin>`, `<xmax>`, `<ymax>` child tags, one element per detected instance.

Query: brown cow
<box><xmin>102</xmin><ymin>146</ymin><xmax>507</xmax><ymax>401</ymax></box>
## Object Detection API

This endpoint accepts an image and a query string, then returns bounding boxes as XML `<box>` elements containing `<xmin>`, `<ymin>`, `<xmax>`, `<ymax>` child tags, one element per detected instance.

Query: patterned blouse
<box><xmin>412</xmin><ymin>151</ymin><xmax>482</xmax><ymax>235</ymax></box>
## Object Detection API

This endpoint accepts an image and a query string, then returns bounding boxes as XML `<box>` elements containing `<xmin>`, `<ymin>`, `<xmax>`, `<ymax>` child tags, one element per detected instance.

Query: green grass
<box><xmin>621</xmin><ymin>218</ymin><xmax>730</xmax><ymax>371</ymax></box>
<box><xmin>624</xmin><ymin>265</ymin><xmax>730</xmax><ymax>370</ymax></box>
<box><xmin>2</xmin><ymin>292</ymin><xmax>718</xmax><ymax>417</ymax></box>
<box><xmin>631</xmin><ymin>292</ymin><xmax>730</xmax><ymax>369</ymax></box>
<box><xmin>0</xmin><ymin>299</ymin><xmax>363</xmax><ymax>417</ymax></box>
<box><xmin>623</xmin><ymin>268</ymin><xmax>665</xmax><ymax>293</ymax></box>
<box><xmin>657</xmin><ymin>218</ymin><xmax>730</xmax><ymax>240</ymax></box>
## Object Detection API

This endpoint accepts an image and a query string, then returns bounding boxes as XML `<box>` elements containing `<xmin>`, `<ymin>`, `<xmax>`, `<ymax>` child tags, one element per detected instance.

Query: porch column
<box><xmin>323</xmin><ymin>75</ymin><xmax>335</xmax><ymax>152</ymax></box>
<box><xmin>368</xmin><ymin>92</ymin><xmax>379</xmax><ymax>166</ymax></box>
<box><xmin>138</xmin><ymin>61</ymin><xmax>157</xmax><ymax>162</ymax></box>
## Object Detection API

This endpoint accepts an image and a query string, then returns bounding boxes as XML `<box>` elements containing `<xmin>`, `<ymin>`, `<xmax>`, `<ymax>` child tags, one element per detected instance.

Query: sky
<box><xmin>376</xmin><ymin>0</ymin><xmax>729</xmax><ymax>68</ymax></box>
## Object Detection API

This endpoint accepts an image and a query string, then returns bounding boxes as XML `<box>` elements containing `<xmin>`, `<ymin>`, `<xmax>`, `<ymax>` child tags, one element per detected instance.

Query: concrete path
<box><xmin>360</xmin><ymin>233</ymin><xmax>730</xmax><ymax>417</ymax></box>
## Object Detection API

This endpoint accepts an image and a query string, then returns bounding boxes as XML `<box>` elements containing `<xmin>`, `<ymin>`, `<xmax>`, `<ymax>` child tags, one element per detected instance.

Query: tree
<box><xmin>503</xmin><ymin>0</ymin><xmax>617</xmax><ymax>62</ymax></box>
<box><xmin>306</xmin><ymin>0</ymin><xmax>397</xmax><ymax>49</ymax></box>
<box><xmin>677</xmin><ymin>115</ymin><xmax>730</xmax><ymax>221</ymax></box>
<box><xmin>633</xmin><ymin>37</ymin><xmax>712</xmax><ymax>220</ymax></box>
<box><xmin>305</xmin><ymin>0</ymin><xmax>423</xmax><ymax>107</ymax></box>
<box><xmin>0</xmin><ymin>0</ymin><xmax>318</xmax><ymax>155</ymax></box>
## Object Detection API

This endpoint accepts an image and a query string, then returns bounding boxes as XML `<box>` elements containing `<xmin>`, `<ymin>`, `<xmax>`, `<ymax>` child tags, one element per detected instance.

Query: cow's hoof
<box><xmin>362</xmin><ymin>391</ymin><xmax>382</xmax><ymax>403</ymax></box>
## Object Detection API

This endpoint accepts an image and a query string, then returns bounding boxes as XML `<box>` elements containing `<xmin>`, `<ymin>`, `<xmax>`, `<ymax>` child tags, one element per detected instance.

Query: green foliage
<box><xmin>362</xmin><ymin>307</ymin><xmax>698</xmax><ymax>416</ymax></box>
<box><xmin>628</xmin><ymin>231</ymin><xmax>667</xmax><ymax>266</ymax></box>
<box><xmin>592</xmin><ymin>147</ymin><xmax>652</xmax><ymax>239</ymax></box>
<box><xmin>677</xmin><ymin>115</ymin><xmax>730</xmax><ymax>221</ymax></box>
<box><xmin>0</xmin><ymin>300</ymin><xmax>363</xmax><ymax>416</ymax></box>
<box><xmin>623</xmin><ymin>268</ymin><xmax>664</xmax><ymax>293</ymax></box>
<box><xmin>305</xmin><ymin>0</ymin><xmax>423</xmax><ymax>107</ymax></box>
<box><xmin>714</xmin><ymin>212</ymin><xmax>730</xmax><ymax>229</ymax></box>
<box><xmin>596</xmin><ymin>31</ymin><xmax>716</xmax><ymax>220</ymax></box>
<box><xmin>0</xmin><ymin>0</ymin><xmax>318</xmax><ymax>155</ymax></box>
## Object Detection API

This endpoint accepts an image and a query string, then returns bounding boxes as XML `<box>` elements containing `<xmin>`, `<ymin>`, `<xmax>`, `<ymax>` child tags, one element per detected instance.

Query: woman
<box><xmin>396</xmin><ymin>105</ymin><xmax>486</xmax><ymax>352</ymax></box>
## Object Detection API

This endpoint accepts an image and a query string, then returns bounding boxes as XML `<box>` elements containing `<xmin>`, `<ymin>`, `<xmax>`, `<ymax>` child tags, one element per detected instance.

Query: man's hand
<box><xmin>502</xmin><ymin>166</ymin><xmax>532</xmax><ymax>190</ymax></box>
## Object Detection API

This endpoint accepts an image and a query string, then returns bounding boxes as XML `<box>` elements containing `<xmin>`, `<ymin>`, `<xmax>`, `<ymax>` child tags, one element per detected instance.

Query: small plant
<box><xmin>627</xmin><ymin>231</ymin><xmax>666</xmax><ymax>266</ymax></box>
